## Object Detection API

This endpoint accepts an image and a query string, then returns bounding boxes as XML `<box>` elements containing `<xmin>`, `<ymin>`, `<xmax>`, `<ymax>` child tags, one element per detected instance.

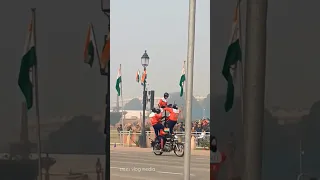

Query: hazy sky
<box><xmin>110</xmin><ymin>0</ymin><xmax>210</xmax><ymax>103</ymax></box>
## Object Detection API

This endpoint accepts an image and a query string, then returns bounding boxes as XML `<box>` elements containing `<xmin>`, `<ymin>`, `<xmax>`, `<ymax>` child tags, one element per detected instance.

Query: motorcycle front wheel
<box><xmin>173</xmin><ymin>143</ymin><xmax>184</xmax><ymax>157</ymax></box>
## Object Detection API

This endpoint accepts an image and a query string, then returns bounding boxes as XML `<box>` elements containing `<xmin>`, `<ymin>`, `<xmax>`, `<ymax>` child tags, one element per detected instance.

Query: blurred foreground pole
<box><xmin>31</xmin><ymin>8</ymin><xmax>43</xmax><ymax>180</ymax></box>
<box><xmin>100</xmin><ymin>0</ymin><xmax>110</xmax><ymax>179</ymax></box>
<box><xmin>243</xmin><ymin>0</ymin><xmax>268</xmax><ymax>180</ymax></box>
<box><xmin>184</xmin><ymin>0</ymin><xmax>196</xmax><ymax>179</ymax></box>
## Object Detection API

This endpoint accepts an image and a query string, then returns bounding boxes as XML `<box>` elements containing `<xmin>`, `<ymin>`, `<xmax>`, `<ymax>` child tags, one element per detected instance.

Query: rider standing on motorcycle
<box><xmin>149</xmin><ymin>108</ymin><xmax>164</xmax><ymax>138</ymax></box>
<box><xmin>210</xmin><ymin>136</ymin><xmax>227</xmax><ymax>180</ymax></box>
<box><xmin>158</xmin><ymin>92</ymin><xmax>169</xmax><ymax>109</ymax></box>
<box><xmin>163</xmin><ymin>104</ymin><xmax>180</xmax><ymax>135</ymax></box>
<box><xmin>158</xmin><ymin>92</ymin><xmax>169</xmax><ymax>127</ymax></box>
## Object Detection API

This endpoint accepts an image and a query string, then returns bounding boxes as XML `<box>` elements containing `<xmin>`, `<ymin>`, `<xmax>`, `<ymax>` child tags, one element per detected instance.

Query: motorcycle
<box><xmin>150</xmin><ymin>127</ymin><xmax>184</xmax><ymax>157</ymax></box>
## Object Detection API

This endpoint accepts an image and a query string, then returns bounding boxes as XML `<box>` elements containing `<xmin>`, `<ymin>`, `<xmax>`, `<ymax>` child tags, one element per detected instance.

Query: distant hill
<box><xmin>124</xmin><ymin>98</ymin><xmax>142</xmax><ymax>110</ymax></box>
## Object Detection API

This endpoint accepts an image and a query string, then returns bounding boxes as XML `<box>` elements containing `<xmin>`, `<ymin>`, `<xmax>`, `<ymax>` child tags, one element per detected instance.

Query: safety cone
<box><xmin>114</xmin><ymin>143</ymin><xmax>116</xmax><ymax>147</ymax></box>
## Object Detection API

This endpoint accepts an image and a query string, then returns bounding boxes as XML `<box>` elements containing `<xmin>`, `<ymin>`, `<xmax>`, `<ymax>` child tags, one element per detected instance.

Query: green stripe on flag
<box><xmin>179</xmin><ymin>74</ymin><xmax>185</xmax><ymax>97</ymax></box>
<box><xmin>222</xmin><ymin>39</ymin><xmax>242</xmax><ymax>112</ymax></box>
<box><xmin>86</xmin><ymin>41</ymin><xmax>94</xmax><ymax>67</ymax></box>
<box><xmin>116</xmin><ymin>76</ymin><xmax>121</xmax><ymax>96</ymax></box>
<box><xmin>18</xmin><ymin>46</ymin><xmax>37</xmax><ymax>110</ymax></box>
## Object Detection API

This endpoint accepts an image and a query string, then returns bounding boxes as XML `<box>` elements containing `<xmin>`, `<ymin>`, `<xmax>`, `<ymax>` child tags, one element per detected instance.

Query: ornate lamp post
<box><xmin>139</xmin><ymin>50</ymin><xmax>149</xmax><ymax>148</ymax></box>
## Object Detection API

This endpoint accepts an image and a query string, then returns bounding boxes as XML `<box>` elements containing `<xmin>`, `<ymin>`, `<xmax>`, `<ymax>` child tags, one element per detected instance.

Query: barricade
<box><xmin>110</xmin><ymin>130</ymin><xmax>210</xmax><ymax>150</ymax></box>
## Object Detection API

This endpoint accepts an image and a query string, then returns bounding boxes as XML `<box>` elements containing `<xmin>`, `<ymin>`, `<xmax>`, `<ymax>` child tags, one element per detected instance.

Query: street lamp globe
<box><xmin>141</xmin><ymin>50</ymin><xmax>150</xmax><ymax>68</ymax></box>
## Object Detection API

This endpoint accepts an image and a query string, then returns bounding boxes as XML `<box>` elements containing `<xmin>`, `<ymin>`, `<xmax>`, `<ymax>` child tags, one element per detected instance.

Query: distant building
<box><xmin>23</xmin><ymin>114</ymin><xmax>105</xmax><ymax>143</ymax></box>
<box><xmin>269</xmin><ymin>109</ymin><xmax>309</xmax><ymax>124</ymax></box>
<box><xmin>112</xmin><ymin>110</ymin><xmax>150</xmax><ymax>125</ymax></box>
<box><xmin>111</xmin><ymin>95</ymin><xmax>206</xmax><ymax>109</ymax></box>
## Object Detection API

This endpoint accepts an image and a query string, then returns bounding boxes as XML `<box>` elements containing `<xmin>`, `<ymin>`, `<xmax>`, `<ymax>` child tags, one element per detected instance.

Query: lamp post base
<box><xmin>139</xmin><ymin>133</ymin><xmax>147</xmax><ymax>148</ymax></box>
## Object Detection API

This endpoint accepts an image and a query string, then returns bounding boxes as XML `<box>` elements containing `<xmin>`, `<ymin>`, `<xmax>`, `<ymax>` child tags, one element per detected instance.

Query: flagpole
<box><xmin>100</xmin><ymin>4</ymin><xmax>110</xmax><ymax>180</ymax></box>
<box><xmin>183</xmin><ymin>60</ymin><xmax>187</xmax><ymax>101</ymax></box>
<box><xmin>243</xmin><ymin>0</ymin><xmax>267</xmax><ymax>179</ymax></box>
<box><xmin>237</xmin><ymin>0</ymin><xmax>245</xmax><ymax>126</ymax></box>
<box><xmin>183</xmin><ymin>60</ymin><xmax>187</xmax><ymax>115</ymax></box>
<box><xmin>119</xmin><ymin>64</ymin><xmax>125</xmax><ymax>147</ymax></box>
<box><xmin>184</xmin><ymin>0</ymin><xmax>196</xmax><ymax>179</ymax></box>
<box><xmin>179</xmin><ymin>58</ymin><xmax>185</xmax><ymax>121</ymax></box>
<box><xmin>90</xmin><ymin>23</ymin><xmax>101</xmax><ymax>69</ymax></box>
<box><xmin>31</xmin><ymin>8</ymin><xmax>42</xmax><ymax>180</ymax></box>
<box><xmin>184</xmin><ymin>60</ymin><xmax>187</xmax><ymax>122</ymax></box>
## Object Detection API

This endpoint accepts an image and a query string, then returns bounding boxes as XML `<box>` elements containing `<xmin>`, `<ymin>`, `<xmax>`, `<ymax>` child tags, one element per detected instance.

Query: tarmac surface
<box><xmin>110</xmin><ymin>147</ymin><xmax>210</xmax><ymax>180</ymax></box>
<box><xmin>39</xmin><ymin>154</ymin><xmax>105</xmax><ymax>180</ymax></box>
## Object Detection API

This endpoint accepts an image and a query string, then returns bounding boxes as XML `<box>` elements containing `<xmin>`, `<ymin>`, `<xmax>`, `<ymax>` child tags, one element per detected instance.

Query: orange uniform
<box><xmin>163</xmin><ymin>108</ymin><xmax>180</xmax><ymax>121</ymax></box>
<box><xmin>149</xmin><ymin>113</ymin><xmax>163</xmax><ymax>126</ymax></box>
<box><xmin>158</xmin><ymin>98</ymin><xmax>168</xmax><ymax>108</ymax></box>
<box><xmin>210</xmin><ymin>151</ymin><xmax>227</xmax><ymax>180</ymax></box>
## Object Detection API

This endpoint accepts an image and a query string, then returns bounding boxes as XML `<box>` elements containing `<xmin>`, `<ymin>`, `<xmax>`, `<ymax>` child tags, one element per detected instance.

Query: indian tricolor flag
<box><xmin>136</xmin><ymin>70</ymin><xmax>140</xmax><ymax>83</ymax></box>
<box><xmin>18</xmin><ymin>16</ymin><xmax>37</xmax><ymax>110</ymax></box>
<box><xmin>221</xmin><ymin>2</ymin><xmax>242</xmax><ymax>112</ymax></box>
<box><xmin>101</xmin><ymin>31</ymin><xmax>110</xmax><ymax>72</ymax></box>
<box><xmin>179</xmin><ymin>63</ymin><xmax>186</xmax><ymax>97</ymax></box>
<box><xmin>84</xmin><ymin>23</ymin><xmax>97</xmax><ymax>67</ymax></box>
<box><xmin>140</xmin><ymin>69</ymin><xmax>147</xmax><ymax>85</ymax></box>
<box><xmin>115</xmin><ymin>65</ymin><xmax>122</xmax><ymax>96</ymax></box>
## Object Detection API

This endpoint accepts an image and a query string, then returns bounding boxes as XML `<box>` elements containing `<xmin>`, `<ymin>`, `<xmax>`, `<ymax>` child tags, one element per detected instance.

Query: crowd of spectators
<box><xmin>115</xmin><ymin>118</ymin><xmax>210</xmax><ymax>134</ymax></box>
<box><xmin>174</xmin><ymin>118</ymin><xmax>210</xmax><ymax>133</ymax></box>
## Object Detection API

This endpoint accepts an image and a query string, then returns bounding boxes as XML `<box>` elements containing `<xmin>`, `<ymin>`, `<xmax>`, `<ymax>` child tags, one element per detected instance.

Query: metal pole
<box><xmin>31</xmin><ymin>8</ymin><xmax>42</xmax><ymax>180</ymax></box>
<box><xmin>243</xmin><ymin>0</ymin><xmax>267</xmax><ymax>179</ymax></box>
<box><xmin>237</xmin><ymin>0</ymin><xmax>245</xmax><ymax>125</ymax></box>
<box><xmin>100</xmin><ymin>2</ymin><xmax>110</xmax><ymax>179</ymax></box>
<box><xmin>183</xmin><ymin>60</ymin><xmax>187</xmax><ymax>121</ymax></box>
<box><xmin>120</xmin><ymin>64</ymin><xmax>125</xmax><ymax>147</ymax></box>
<box><xmin>299</xmin><ymin>139</ymin><xmax>303</xmax><ymax>175</ymax></box>
<box><xmin>184</xmin><ymin>0</ymin><xmax>196</xmax><ymax>179</ymax></box>
<box><xmin>183</xmin><ymin>60</ymin><xmax>187</xmax><ymax>103</ymax></box>
<box><xmin>105</xmin><ymin>77</ymin><xmax>110</xmax><ymax>173</ymax></box>
<box><xmin>116</xmin><ymin>94</ymin><xmax>120</xmax><ymax>111</ymax></box>
<box><xmin>297</xmin><ymin>139</ymin><xmax>303</xmax><ymax>180</ymax></box>
<box><xmin>202</xmin><ymin>108</ymin><xmax>205</xmax><ymax>119</ymax></box>
<box><xmin>297</xmin><ymin>173</ymin><xmax>303</xmax><ymax>180</ymax></box>
<box><xmin>90</xmin><ymin>23</ymin><xmax>102</xmax><ymax>68</ymax></box>
<box><xmin>140</xmin><ymin>67</ymin><xmax>147</xmax><ymax>148</ymax></box>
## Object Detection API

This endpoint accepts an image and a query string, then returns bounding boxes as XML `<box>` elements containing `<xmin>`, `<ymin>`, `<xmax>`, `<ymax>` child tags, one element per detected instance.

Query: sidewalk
<box><xmin>110</xmin><ymin>146</ymin><xmax>210</xmax><ymax>156</ymax></box>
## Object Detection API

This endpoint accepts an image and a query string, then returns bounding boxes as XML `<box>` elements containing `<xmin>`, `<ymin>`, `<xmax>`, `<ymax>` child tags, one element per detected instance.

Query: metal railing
<box><xmin>110</xmin><ymin>131</ymin><xmax>210</xmax><ymax>148</ymax></box>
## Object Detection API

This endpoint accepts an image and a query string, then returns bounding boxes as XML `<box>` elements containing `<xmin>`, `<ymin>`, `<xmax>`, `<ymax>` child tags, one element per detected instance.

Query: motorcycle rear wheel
<box><xmin>153</xmin><ymin>144</ymin><xmax>163</xmax><ymax>155</ymax></box>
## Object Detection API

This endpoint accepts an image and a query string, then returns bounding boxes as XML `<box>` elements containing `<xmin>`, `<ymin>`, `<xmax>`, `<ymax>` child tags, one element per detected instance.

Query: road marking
<box><xmin>111</xmin><ymin>156</ymin><xmax>208</xmax><ymax>165</ymax></box>
<box><xmin>195</xmin><ymin>157</ymin><xmax>207</xmax><ymax>160</ymax></box>
<box><xmin>157</xmin><ymin>171</ymin><xmax>196</xmax><ymax>176</ymax></box>
<box><xmin>112</xmin><ymin>166</ymin><xmax>196</xmax><ymax>177</ymax></box>
<box><xmin>111</xmin><ymin>151</ymin><xmax>155</xmax><ymax>157</ymax></box>
<box><xmin>111</xmin><ymin>173</ymin><xmax>149</xmax><ymax>180</ymax></box>
<box><xmin>111</xmin><ymin>166</ymin><xmax>121</xmax><ymax>169</ymax></box>
<box><xmin>111</xmin><ymin>160</ymin><xmax>209</xmax><ymax>172</ymax></box>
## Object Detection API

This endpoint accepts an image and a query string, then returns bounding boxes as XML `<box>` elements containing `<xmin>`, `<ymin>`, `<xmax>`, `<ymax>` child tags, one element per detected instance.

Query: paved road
<box><xmin>44</xmin><ymin>154</ymin><xmax>105</xmax><ymax>180</ymax></box>
<box><xmin>111</xmin><ymin>149</ymin><xmax>209</xmax><ymax>180</ymax></box>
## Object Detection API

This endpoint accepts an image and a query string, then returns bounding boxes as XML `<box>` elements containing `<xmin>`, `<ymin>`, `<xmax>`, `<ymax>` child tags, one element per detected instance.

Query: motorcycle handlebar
<box><xmin>161</xmin><ymin>116</ymin><xmax>168</xmax><ymax>121</ymax></box>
